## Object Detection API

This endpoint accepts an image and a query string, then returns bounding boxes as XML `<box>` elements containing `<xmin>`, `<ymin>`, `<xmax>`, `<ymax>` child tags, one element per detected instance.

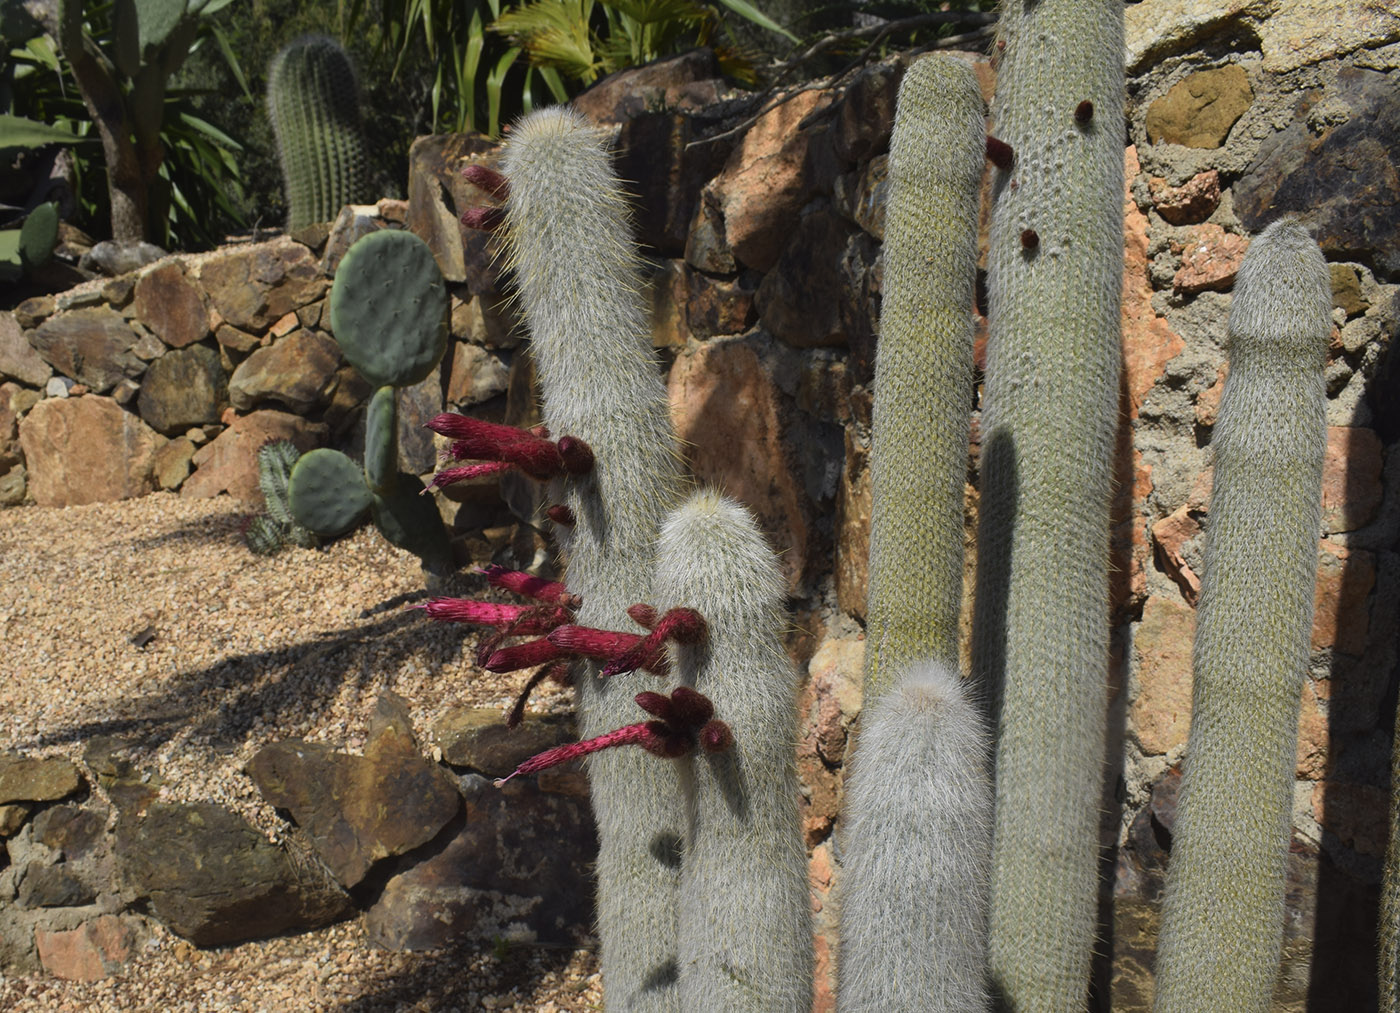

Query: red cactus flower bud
<box><xmin>556</xmin><ymin>436</ymin><xmax>595</xmax><ymax>475</ymax></box>
<box><xmin>1074</xmin><ymin>100</ymin><xmax>1094</xmax><ymax>124</ymax></box>
<box><xmin>423</xmin><ymin>461</ymin><xmax>513</xmax><ymax>493</ymax></box>
<box><xmin>1021</xmin><ymin>228</ymin><xmax>1040</xmax><ymax>251</ymax></box>
<box><xmin>462</xmin><ymin>163</ymin><xmax>510</xmax><ymax>200</ymax></box>
<box><xmin>479</xmin><ymin>564</ymin><xmax>579</xmax><ymax>606</ymax></box>
<box><xmin>414</xmin><ymin>599</ymin><xmax>532</xmax><ymax>627</ymax></box>
<box><xmin>485</xmin><ymin>638</ymin><xmax>569</xmax><ymax>672</ymax></box>
<box><xmin>546</xmin><ymin>504</ymin><xmax>576</xmax><ymax>527</ymax></box>
<box><xmin>600</xmin><ymin>607</ymin><xmax>706</xmax><ymax>676</ymax></box>
<box><xmin>699</xmin><ymin>719</ymin><xmax>733</xmax><ymax>754</ymax></box>
<box><xmin>627</xmin><ymin>603</ymin><xmax>659</xmax><ymax>629</ymax></box>
<box><xmin>547</xmin><ymin>625</ymin><xmax>659</xmax><ymax>671</ymax></box>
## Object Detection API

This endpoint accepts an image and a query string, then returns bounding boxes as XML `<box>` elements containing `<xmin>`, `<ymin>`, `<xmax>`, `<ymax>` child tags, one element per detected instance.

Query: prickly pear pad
<box><xmin>329</xmin><ymin>230</ymin><xmax>448</xmax><ymax>389</ymax></box>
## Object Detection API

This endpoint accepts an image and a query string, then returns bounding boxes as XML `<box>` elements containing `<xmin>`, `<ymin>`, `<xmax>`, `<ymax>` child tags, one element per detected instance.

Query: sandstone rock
<box><xmin>1149</xmin><ymin>170</ymin><xmax>1221</xmax><ymax>225</ymax></box>
<box><xmin>82</xmin><ymin>737</ymin><xmax>164</xmax><ymax>815</ymax></box>
<box><xmin>0</xmin><ymin>755</ymin><xmax>82</xmax><ymax>805</ymax></box>
<box><xmin>406</xmin><ymin>133</ymin><xmax>502</xmax><ymax>288</ymax></box>
<box><xmin>227</xmin><ymin>331</ymin><xmax>340</xmax><ymax>414</ymax></box>
<box><xmin>1312</xmin><ymin>541</ymin><xmax>1375</xmax><ymax>656</ymax></box>
<box><xmin>32</xmin><ymin>805</ymin><xmax>107</xmax><ymax>860</ymax></box>
<box><xmin>684</xmin><ymin>266</ymin><xmax>758</xmax><ymax>338</ymax></box>
<box><xmin>365</xmin><ymin>774</ymin><xmax>596</xmax><ymax>949</ymax></box>
<box><xmin>1131</xmin><ymin>595</ymin><xmax>1196</xmax><ymax>756</ymax></box>
<box><xmin>1172</xmin><ymin>224</ymin><xmax>1248</xmax><ymax>295</ymax></box>
<box><xmin>757</xmin><ymin>209</ymin><xmax>858</xmax><ymax>348</ymax></box>
<box><xmin>196</xmin><ymin>238</ymin><xmax>328</xmax><ymax>333</ymax></box>
<box><xmin>136</xmin><ymin>344</ymin><xmax>227</xmax><ymax>435</ymax></box>
<box><xmin>571</xmin><ymin>48</ymin><xmax>724</xmax><ymax>126</ymax></box>
<box><xmin>1236</xmin><ymin>67</ymin><xmax>1400</xmax><ymax>279</ymax></box>
<box><xmin>29</xmin><ymin>308</ymin><xmax>144</xmax><ymax>393</ymax></box>
<box><xmin>614</xmin><ymin>110</ymin><xmax>732</xmax><ymax>256</ymax></box>
<box><xmin>451</xmin><ymin>292</ymin><xmax>521</xmax><ymax>349</ymax></box>
<box><xmin>0</xmin><ymin>464</ymin><xmax>25</xmax><ymax>505</ymax></box>
<box><xmin>246</xmin><ymin>694</ymin><xmax>461</xmax><ymax>889</ymax></box>
<box><xmin>34</xmin><ymin>915</ymin><xmax>136</xmax><ymax>982</ymax></box>
<box><xmin>0</xmin><ymin>311</ymin><xmax>52</xmax><ymax>386</ymax></box>
<box><xmin>1259</xmin><ymin>0</ymin><xmax>1400</xmax><ymax>73</ymax></box>
<box><xmin>1151</xmin><ymin>506</ymin><xmax>1203</xmax><ymax>604</ymax></box>
<box><xmin>0</xmin><ymin>382</ymin><xmax>22</xmax><ymax>469</ymax></box>
<box><xmin>1330</xmin><ymin>264</ymin><xmax>1368</xmax><ymax>317</ymax></box>
<box><xmin>432</xmin><ymin>708</ymin><xmax>573</xmax><ymax>778</ymax></box>
<box><xmin>0</xmin><ymin>804</ymin><xmax>28</xmax><ymax>835</ymax></box>
<box><xmin>101</xmin><ymin>275</ymin><xmax>135</xmax><ymax>308</ymax></box>
<box><xmin>1123</xmin><ymin>149</ymin><xmax>1188</xmax><ymax>418</ymax></box>
<box><xmin>151</xmin><ymin>436</ymin><xmax>196</xmax><ymax>491</ymax></box>
<box><xmin>131</xmin><ymin>262</ymin><xmax>209</xmax><ymax>349</ymax></box>
<box><xmin>834</xmin><ymin>154</ymin><xmax>889</xmax><ymax>241</ymax></box>
<box><xmin>180</xmin><ymin>409</ymin><xmax>327</xmax><ymax>504</ymax></box>
<box><xmin>1295</xmin><ymin>677</ymin><xmax>1328</xmax><ymax>779</ymax></box>
<box><xmin>1145</xmin><ymin>65</ymin><xmax>1253</xmax><ymax>148</ymax></box>
<box><xmin>214</xmin><ymin>323</ymin><xmax>260</xmax><ymax>354</ymax></box>
<box><xmin>648</xmin><ymin>260</ymin><xmax>690</xmax><ymax>348</ymax></box>
<box><xmin>446</xmin><ymin>342</ymin><xmax>510</xmax><ymax>408</ymax></box>
<box><xmin>832</xmin><ymin>57</ymin><xmax>901</xmax><ymax>164</ymax></box>
<box><xmin>1321</xmin><ymin>426</ymin><xmax>1383</xmax><ymax>534</ymax></box>
<box><xmin>18</xmin><ymin>396</ymin><xmax>162</xmax><ymax>507</ymax></box>
<box><xmin>13</xmin><ymin>296</ymin><xmax>55</xmax><ymax>330</ymax></box>
<box><xmin>17</xmin><ymin>863</ymin><xmax>96</xmax><ymax>909</ymax></box>
<box><xmin>835</xmin><ymin>424</ymin><xmax>871</xmax><ymax>620</ymax></box>
<box><xmin>115</xmin><ymin>802</ymin><xmax>354</xmax><ymax>946</ymax></box>
<box><xmin>321</xmin><ymin>205</ymin><xmax>392</xmax><ymax>277</ymax></box>
<box><xmin>709</xmin><ymin>89</ymin><xmax>837</xmax><ymax>272</ymax></box>
<box><xmin>668</xmin><ymin>335</ymin><xmax>813</xmax><ymax>591</ymax></box>
<box><xmin>684</xmin><ymin>190</ymin><xmax>735</xmax><ymax>274</ymax></box>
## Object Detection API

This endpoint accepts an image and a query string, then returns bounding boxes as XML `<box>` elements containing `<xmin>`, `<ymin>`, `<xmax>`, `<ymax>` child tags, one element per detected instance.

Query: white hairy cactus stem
<box><xmin>500</xmin><ymin>106</ymin><xmax>687</xmax><ymax>1011</ymax></box>
<box><xmin>652</xmin><ymin>490</ymin><xmax>812</xmax><ymax>1012</ymax></box>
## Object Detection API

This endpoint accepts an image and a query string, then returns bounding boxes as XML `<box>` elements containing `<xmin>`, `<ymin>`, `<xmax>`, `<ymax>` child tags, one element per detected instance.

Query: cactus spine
<box><xmin>838</xmin><ymin>661</ymin><xmax>994</xmax><ymax>1012</ymax></box>
<box><xmin>1152</xmin><ymin>219</ymin><xmax>1330</xmax><ymax>1013</ymax></box>
<box><xmin>650</xmin><ymin>490</ymin><xmax>811</xmax><ymax>1012</ymax></box>
<box><xmin>862</xmin><ymin>54</ymin><xmax>985</xmax><ymax>693</ymax></box>
<box><xmin>971</xmin><ymin>1</ymin><xmax>1124</xmax><ymax>1008</ymax></box>
<box><xmin>266</xmin><ymin>35</ymin><xmax>370</xmax><ymax>231</ymax></box>
<box><xmin>498</xmin><ymin>106</ymin><xmax>686</xmax><ymax>1010</ymax></box>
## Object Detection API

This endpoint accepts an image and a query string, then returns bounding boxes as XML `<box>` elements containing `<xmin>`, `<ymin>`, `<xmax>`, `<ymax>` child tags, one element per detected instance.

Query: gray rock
<box><xmin>0</xmin><ymin>311</ymin><xmax>53</xmax><ymax>387</ymax></box>
<box><xmin>756</xmin><ymin>208</ymin><xmax>859</xmax><ymax>348</ymax></box>
<box><xmin>30</xmin><ymin>308</ymin><xmax>144</xmax><ymax>393</ymax></box>
<box><xmin>114</xmin><ymin>802</ymin><xmax>353</xmax><ymax>947</ymax></box>
<box><xmin>78</xmin><ymin>241</ymin><xmax>166</xmax><ymax>277</ymax></box>
<box><xmin>136</xmin><ymin>344</ymin><xmax>227</xmax><ymax>435</ymax></box>
<box><xmin>245</xmin><ymin>694</ymin><xmax>460</xmax><ymax>889</ymax></box>
<box><xmin>1236</xmin><ymin>67</ymin><xmax>1400</xmax><ymax>279</ymax></box>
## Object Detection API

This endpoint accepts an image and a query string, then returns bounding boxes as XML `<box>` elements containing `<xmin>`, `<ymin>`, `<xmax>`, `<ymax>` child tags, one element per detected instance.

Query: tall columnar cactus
<box><xmin>1152</xmin><ymin>219</ymin><xmax>1330</xmax><ymax>1013</ymax></box>
<box><xmin>838</xmin><ymin>53</ymin><xmax>993</xmax><ymax>1011</ymax></box>
<box><xmin>287</xmin><ymin>228</ymin><xmax>452</xmax><ymax>576</ymax></box>
<box><xmin>649</xmin><ymin>490</ymin><xmax>811</xmax><ymax>1012</ymax></box>
<box><xmin>970</xmin><ymin>1</ymin><xmax>1124</xmax><ymax>1008</ymax></box>
<box><xmin>838</xmin><ymin>661</ymin><xmax>994</xmax><ymax>1011</ymax></box>
<box><xmin>1385</xmin><ymin>716</ymin><xmax>1400</xmax><ymax>1008</ymax></box>
<box><xmin>266</xmin><ymin>35</ymin><xmax>369</xmax><ymax>231</ymax></box>
<box><xmin>497</xmin><ymin>106</ymin><xmax>687</xmax><ymax>1010</ymax></box>
<box><xmin>862</xmin><ymin>54</ymin><xmax>985</xmax><ymax>693</ymax></box>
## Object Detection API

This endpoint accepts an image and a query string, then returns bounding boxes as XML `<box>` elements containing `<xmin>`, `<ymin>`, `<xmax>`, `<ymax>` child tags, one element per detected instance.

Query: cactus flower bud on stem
<box><xmin>422</xmin><ymin>413</ymin><xmax>594</xmax><ymax>489</ymax></box>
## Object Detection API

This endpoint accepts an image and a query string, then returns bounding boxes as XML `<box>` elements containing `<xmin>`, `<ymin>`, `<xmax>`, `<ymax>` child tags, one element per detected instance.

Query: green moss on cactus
<box><xmin>863</xmin><ymin>53</ymin><xmax>985</xmax><ymax>697</ymax></box>
<box><xmin>1152</xmin><ymin>219</ymin><xmax>1330</xmax><ymax>1013</ymax></box>
<box><xmin>971</xmin><ymin>1</ymin><xmax>1125</xmax><ymax>1008</ymax></box>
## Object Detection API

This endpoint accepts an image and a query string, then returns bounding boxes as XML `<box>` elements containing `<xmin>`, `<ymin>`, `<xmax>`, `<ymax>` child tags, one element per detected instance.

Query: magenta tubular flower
<box><xmin>485</xmin><ymin>638</ymin><xmax>570</xmax><ymax>672</ymax></box>
<box><xmin>423</xmin><ymin>413</ymin><xmax>594</xmax><ymax>488</ymax></box>
<box><xmin>600</xmin><ymin>607</ymin><xmax>707</xmax><ymax>677</ymax></box>
<box><xmin>462</xmin><ymin>163</ymin><xmax>510</xmax><ymax>200</ymax></box>
<box><xmin>494</xmin><ymin>687</ymin><xmax>732</xmax><ymax>786</ymax></box>
<box><xmin>479</xmin><ymin>564</ymin><xmax>579</xmax><ymax>606</ymax></box>
<box><xmin>547</xmin><ymin>625</ymin><xmax>657</xmax><ymax>670</ymax></box>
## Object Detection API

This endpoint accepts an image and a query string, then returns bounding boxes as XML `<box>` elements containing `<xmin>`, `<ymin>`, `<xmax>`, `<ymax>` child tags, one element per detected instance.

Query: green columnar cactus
<box><xmin>1152</xmin><ymin>219</ymin><xmax>1330</xmax><ymax>1013</ymax></box>
<box><xmin>288</xmin><ymin>228</ymin><xmax>452</xmax><ymax>576</ymax></box>
<box><xmin>838</xmin><ymin>54</ymin><xmax>992</xmax><ymax>1011</ymax></box>
<box><xmin>838</xmin><ymin>661</ymin><xmax>994</xmax><ymax>1011</ymax></box>
<box><xmin>498</xmin><ymin>106</ymin><xmax>687</xmax><ymax>1010</ymax></box>
<box><xmin>266</xmin><ymin>35</ymin><xmax>369</xmax><ymax>231</ymax></box>
<box><xmin>649</xmin><ymin>490</ymin><xmax>811</xmax><ymax>1012</ymax></box>
<box><xmin>862</xmin><ymin>53</ymin><xmax>984</xmax><ymax>693</ymax></box>
<box><xmin>970</xmin><ymin>1</ymin><xmax>1124</xmax><ymax>1008</ymax></box>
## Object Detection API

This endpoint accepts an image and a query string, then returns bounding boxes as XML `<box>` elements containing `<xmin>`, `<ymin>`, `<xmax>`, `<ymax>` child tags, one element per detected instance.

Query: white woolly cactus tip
<box><xmin>1227</xmin><ymin>217</ymin><xmax>1332</xmax><ymax>362</ymax></box>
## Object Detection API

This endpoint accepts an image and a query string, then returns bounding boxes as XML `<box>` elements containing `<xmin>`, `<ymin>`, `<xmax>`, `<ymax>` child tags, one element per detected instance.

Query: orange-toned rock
<box><xmin>18</xmin><ymin>396</ymin><xmax>163</xmax><ymax>507</ymax></box>
<box><xmin>1131</xmin><ymin>595</ymin><xmax>1196</xmax><ymax>755</ymax></box>
<box><xmin>835</xmin><ymin>427</ymin><xmax>871</xmax><ymax>620</ymax></box>
<box><xmin>1195</xmin><ymin>362</ymin><xmax>1228</xmax><ymax>428</ymax></box>
<box><xmin>1172</xmin><ymin>224</ymin><xmax>1249</xmax><ymax>295</ymax></box>
<box><xmin>668</xmin><ymin>335</ymin><xmax>812</xmax><ymax>590</ymax></box>
<box><xmin>132</xmin><ymin>262</ymin><xmax>209</xmax><ymax>348</ymax></box>
<box><xmin>1151</xmin><ymin>506</ymin><xmax>1203</xmax><ymax>604</ymax></box>
<box><xmin>1311</xmin><ymin>540</ymin><xmax>1376</xmax><ymax>656</ymax></box>
<box><xmin>1148</xmin><ymin>170</ymin><xmax>1221</xmax><ymax>225</ymax></box>
<box><xmin>181</xmin><ymin>409</ymin><xmax>327</xmax><ymax>504</ymax></box>
<box><xmin>1122</xmin><ymin>147</ymin><xmax>1186</xmax><ymax>416</ymax></box>
<box><xmin>1320</xmin><ymin>426</ymin><xmax>1384</xmax><ymax>534</ymax></box>
<box><xmin>35</xmin><ymin>915</ymin><xmax>136</xmax><ymax>982</ymax></box>
<box><xmin>1295</xmin><ymin>678</ymin><xmax>1329</xmax><ymax>779</ymax></box>
<box><xmin>709</xmin><ymin>89</ymin><xmax>836</xmax><ymax>272</ymax></box>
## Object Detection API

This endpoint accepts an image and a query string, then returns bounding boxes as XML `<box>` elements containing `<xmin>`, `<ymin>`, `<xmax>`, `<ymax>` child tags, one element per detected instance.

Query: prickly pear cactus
<box><xmin>266</xmin><ymin>34</ymin><xmax>370</xmax><ymax>231</ymax></box>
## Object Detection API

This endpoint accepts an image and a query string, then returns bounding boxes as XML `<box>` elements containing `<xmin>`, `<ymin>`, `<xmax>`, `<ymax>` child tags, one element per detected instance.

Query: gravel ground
<box><xmin>0</xmin><ymin>493</ymin><xmax>602</xmax><ymax>1011</ymax></box>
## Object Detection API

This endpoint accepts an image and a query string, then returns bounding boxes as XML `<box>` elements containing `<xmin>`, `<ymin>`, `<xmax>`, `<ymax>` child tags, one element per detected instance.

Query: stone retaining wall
<box><xmin>2</xmin><ymin>1</ymin><xmax>1398</xmax><ymax>1006</ymax></box>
